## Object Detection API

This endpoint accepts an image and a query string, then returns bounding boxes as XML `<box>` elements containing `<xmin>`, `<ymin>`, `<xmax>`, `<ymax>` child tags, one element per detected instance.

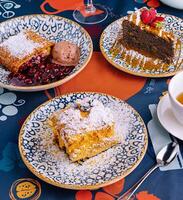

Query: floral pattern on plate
<box><xmin>100</xmin><ymin>14</ymin><xmax>183</xmax><ymax>78</ymax></box>
<box><xmin>0</xmin><ymin>15</ymin><xmax>93</xmax><ymax>91</ymax></box>
<box><xmin>19</xmin><ymin>92</ymin><xmax>148</xmax><ymax>189</ymax></box>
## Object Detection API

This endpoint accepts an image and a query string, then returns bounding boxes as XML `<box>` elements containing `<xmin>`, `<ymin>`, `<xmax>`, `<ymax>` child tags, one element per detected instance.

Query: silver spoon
<box><xmin>117</xmin><ymin>142</ymin><xmax>179</xmax><ymax>200</ymax></box>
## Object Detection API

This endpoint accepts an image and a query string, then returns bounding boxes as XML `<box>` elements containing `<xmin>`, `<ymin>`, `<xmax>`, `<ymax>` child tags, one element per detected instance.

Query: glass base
<box><xmin>73</xmin><ymin>4</ymin><xmax>108</xmax><ymax>25</ymax></box>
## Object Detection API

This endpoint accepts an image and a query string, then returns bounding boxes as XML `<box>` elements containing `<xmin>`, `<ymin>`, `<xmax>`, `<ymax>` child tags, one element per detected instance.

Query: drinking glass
<box><xmin>73</xmin><ymin>0</ymin><xmax>108</xmax><ymax>24</ymax></box>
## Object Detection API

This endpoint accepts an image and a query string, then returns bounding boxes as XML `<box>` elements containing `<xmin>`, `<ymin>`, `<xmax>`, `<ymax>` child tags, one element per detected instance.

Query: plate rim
<box><xmin>100</xmin><ymin>13</ymin><xmax>183</xmax><ymax>78</ymax></box>
<box><xmin>0</xmin><ymin>14</ymin><xmax>93</xmax><ymax>92</ymax></box>
<box><xmin>18</xmin><ymin>92</ymin><xmax>148</xmax><ymax>190</ymax></box>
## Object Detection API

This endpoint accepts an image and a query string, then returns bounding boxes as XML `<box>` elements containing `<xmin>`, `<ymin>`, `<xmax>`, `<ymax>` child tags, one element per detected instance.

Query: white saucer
<box><xmin>157</xmin><ymin>94</ymin><xmax>183</xmax><ymax>141</ymax></box>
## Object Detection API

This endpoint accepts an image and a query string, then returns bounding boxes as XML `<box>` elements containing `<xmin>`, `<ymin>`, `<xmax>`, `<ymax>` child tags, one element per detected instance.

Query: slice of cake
<box><xmin>49</xmin><ymin>98</ymin><xmax>120</xmax><ymax>162</ymax></box>
<box><xmin>0</xmin><ymin>30</ymin><xmax>53</xmax><ymax>73</ymax></box>
<box><xmin>121</xmin><ymin>8</ymin><xmax>175</xmax><ymax>64</ymax></box>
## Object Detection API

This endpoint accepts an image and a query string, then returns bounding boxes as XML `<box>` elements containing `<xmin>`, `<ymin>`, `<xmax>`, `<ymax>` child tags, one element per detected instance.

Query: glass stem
<box><xmin>85</xmin><ymin>0</ymin><xmax>96</xmax><ymax>13</ymax></box>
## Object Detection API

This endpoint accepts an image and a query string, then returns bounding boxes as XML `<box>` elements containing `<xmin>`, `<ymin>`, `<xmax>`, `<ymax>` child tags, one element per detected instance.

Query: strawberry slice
<box><xmin>140</xmin><ymin>8</ymin><xmax>164</xmax><ymax>28</ymax></box>
<box><xmin>141</xmin><ymin>9</ymin><xmax>152</xmax><ymax>24</ymax></box>
<box><xmin>151</xmin><ymin>16</ymin><xmax>164</xmax><ymax>28</ymax></box>
<box><xmin>149</xmin><ymin>8</ymin><xmax>157</xmax><ymax>21</ymax></box>
<box><xmin>141</xmin><ymin>8</ymin><xmax>157</xmax><ymax>24</ymax></box>
<box><xmin>154</xmin><ymin>16</ymin><xmax>164</xmax><ymax>21</ymax></box>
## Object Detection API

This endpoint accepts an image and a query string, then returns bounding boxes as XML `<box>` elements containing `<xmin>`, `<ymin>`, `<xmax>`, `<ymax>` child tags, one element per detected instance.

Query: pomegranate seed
<box><xmin>37</xmin><ymin>56</ymin><xmax>41</xmax><ymax>60</ymax></box>
<box><xmin>18</xmin><ymin>74</ymin><xmax>26</xmax><ymax>80</ymax></box>
<box><xmin>46</xmin><ymin>69</ymin><xmax>50</xmax><ymax>73</ymax></box>
<box><xmin>19</xmin><ymin>65</ymin><xmax>28</xmax><ymax>72</ymax></box>
<box><xmin>24</xmin><ymin>78</ymin><xmax>33</xmax><ymax>84</ymax></box>
<box><xmin>40</xmin><ymin>65</ymin><xmax>45</xmax><ymax>69</ymax></box>
<box><xmin>8</xmin><ymin>54</ymin><xmax>74</xmax><ymax>86</ymax></box>
<box><xmin>50</xmin><ymin>74</ymin><xmax>55</xmax><ymax>79</ymax></box>
<box><xmin>34</xmin><ymin>72</ymin><xmax>41</xmax><ymax>81</ymax></box>
<box><xmin>54</xmin><ymin>68</ymin><xmax>59</xmax><ymax>73</ymax></box>
<box><xmin>28</xmin><ymin>68</ymin><xmax>36</xmax><ymax>75</ymax></box>
<box><xmin>13</xmin><ymin>73</ymin><xmax>19</xmax><ymax>78</ymax></box>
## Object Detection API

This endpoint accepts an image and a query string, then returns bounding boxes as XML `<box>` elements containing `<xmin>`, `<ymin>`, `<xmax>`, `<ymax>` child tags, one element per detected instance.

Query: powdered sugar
<box><xmin>0</xmin><ymin>31</ymin><xmax>41</xmax><ymax>58</ymax></box>
<box><xmin>39</xmin><ymin>98</ymin><xmax>134</xmax><ymax>176</ymax></box>
<box><xmin>20</xmin><ymin>93</ymin><xmax>147</xmax><ymax>187</ymax></box>
<box><xmin>111</xmin><ymin>101</ymin><xmax>132</xmax><ymax>142</ymax></box>
<box><xmin>57</xmin><ymin>99</ymin><xmax>114</xmax><ymax>136</ymax></box>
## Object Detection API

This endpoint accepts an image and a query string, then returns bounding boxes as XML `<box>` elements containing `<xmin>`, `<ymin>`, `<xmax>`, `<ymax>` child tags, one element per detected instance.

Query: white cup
<box><xmin>160</xmin><ymin>0</ymin><xmax>183</xmax><ymax>9</ymax></box>
<box><xmin>168</xmin><ymin>71</ymin><xmax>183</xmax><ymax>125</ymax></box>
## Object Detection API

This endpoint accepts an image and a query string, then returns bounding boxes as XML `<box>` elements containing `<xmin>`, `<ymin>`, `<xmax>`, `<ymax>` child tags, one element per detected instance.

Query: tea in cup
<box><xmin>168</xmin><ymin>71</ymin><xmax>183</xmax><ymax>125</ymax></box>
<box><xmin>176</xmin><ymin>93</ymin><xmax>183</xmax><ymax>105</ymax></box>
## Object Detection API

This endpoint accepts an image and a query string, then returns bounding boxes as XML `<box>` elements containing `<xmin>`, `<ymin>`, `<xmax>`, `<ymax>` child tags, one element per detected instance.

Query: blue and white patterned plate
<box><xmin>100</xmin><ymin>13</ymin><xmax>183</xmax><ymax>78</ymax></box>
<box><xmin>19</xmin><ymin>92</ymin><xmax>148</xmax><ymax>190</ymax></box>
<box><xmin>0</xmin><ymin>15</ymin><xmax>93</xmax><ymax>92</ymax></box>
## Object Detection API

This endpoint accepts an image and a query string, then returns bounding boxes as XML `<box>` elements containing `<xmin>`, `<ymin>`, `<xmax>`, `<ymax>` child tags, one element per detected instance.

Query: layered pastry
<box><xmin>0</xmin><ymin>30</ymin><xmax>53</xmax><ymax>73</ymax></box>
<box><xmin>121</xmin><ymin>8</ymin><xmax>174</xmax><ymax>64</ymax></box>
<box><xmin>0</xmin><ymin>30</ymin><xmax>81</xmax><ymax>86</ymax></box>
<box><xmin>49</xmin><ymin>98</ymin><xmax>120</xmax><ymax>162</ymax></box>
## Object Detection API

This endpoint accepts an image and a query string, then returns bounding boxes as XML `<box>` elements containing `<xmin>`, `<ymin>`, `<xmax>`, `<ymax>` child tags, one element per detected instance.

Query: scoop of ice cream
<box><xmin>51</xmin><ymin>41</ymin><xmax>80</xmax><ymax>66</ymax></box>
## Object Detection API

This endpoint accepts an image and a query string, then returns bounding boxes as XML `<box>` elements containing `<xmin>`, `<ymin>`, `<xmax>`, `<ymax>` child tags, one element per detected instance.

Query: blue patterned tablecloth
<box><xmin>0</xmin><ymin>1</ymin><xmax>183</xmax><ymax>200</ymax></box>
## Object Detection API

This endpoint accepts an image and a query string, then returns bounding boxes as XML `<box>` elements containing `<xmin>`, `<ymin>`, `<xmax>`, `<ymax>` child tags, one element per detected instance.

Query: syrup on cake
<box><xmin>0</xmin><ymin>30</ymin><xmax>53</xmax><ymax>73</ymax></box>
<box><xmin>112</xmin><ymin>8</ymin><xmax>182</xmax><ymax>71</ymax></box>
<box><xmin>49</xmin><ymin>98</ymin><xmax>121</xmax><ymax>162</ymax></box>
<box><xmin>122</xmin><ymin>8</ymin><xmax>174</xmax><ymax>64</ymax></box>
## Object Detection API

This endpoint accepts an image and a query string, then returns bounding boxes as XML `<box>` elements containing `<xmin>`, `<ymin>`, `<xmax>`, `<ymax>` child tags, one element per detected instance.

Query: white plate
<box><xmin>157</xmin><ymin>94</ymin><xmax>183</xmax><ymax>140</ymax></box>
<box><xmin>19</xmin><ymin>92</ymin><xmax>148</xmax><ymax>190</ymax></box>
<box><xmin>0</xmin><ymin>15</ymin><xmax>93</xmax><ymax>92</ymax></box>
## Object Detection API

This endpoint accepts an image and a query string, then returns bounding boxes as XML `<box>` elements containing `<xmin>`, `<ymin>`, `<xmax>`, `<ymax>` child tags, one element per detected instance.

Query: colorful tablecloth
<box><xmin>0</xmin><ymin>0</ymin><xmax>183</xmax><ymax>200</ymax></box>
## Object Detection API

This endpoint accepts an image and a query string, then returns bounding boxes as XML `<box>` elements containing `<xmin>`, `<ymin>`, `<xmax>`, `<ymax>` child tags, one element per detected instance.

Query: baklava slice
<box><xmin>49</xmin><ymin>98</ymin><xmax>120</xmax><ymax>162</ymax></box>
<box><xmin>0</xmin><ymin>30</ymin><xmax>53</xmax><ymax>73</ymax></box>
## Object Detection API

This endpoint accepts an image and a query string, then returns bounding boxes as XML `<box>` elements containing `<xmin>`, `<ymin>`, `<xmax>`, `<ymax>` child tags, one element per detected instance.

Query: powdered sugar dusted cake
<box><xmin>0</xmin><ymin>30</ymin><xmax>53</xmax><ymax>73</ymax></box>
<box><xmin>49</xmin><ymin>98</ymin><xmax>122</xmax><ymax>162</ymax></box>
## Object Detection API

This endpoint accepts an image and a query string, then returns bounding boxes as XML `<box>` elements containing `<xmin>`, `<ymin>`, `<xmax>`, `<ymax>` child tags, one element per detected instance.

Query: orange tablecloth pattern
<box><xmin>0</xmin><ymin>0</ymin><xmax>183</xmax><ymax>200</ymax></box>
<box><xmin>56</xmin><ymin>52</ymin><xmax>146</xmax><ymax>100</ymax></box>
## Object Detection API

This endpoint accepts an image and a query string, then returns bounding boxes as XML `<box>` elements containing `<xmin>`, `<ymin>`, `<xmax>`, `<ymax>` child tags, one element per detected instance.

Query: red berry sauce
<box><xmin>8</xmin><ymin>55</ymin><xmax>74</xmax><ymax>86</ymax></box>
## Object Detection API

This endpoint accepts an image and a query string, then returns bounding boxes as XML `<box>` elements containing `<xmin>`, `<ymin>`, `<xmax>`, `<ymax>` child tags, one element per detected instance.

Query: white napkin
<box><xmin>147</xmin><ymin>104</ymin><xmax>183</xmax><ymax>171</ymax></box>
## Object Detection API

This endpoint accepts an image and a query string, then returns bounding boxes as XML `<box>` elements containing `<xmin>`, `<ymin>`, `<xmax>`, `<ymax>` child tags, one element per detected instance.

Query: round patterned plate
<box><xmin>19</xmin><ymin>92</ymin><xmax>148</xmax><ymax>190</ymax></box>
<box><xmin>0</xmin><ymin>15</ymin><xmax>93</xmax><ymax>92</ymax></box>
<box><xmin>100</xmin><ymin>13</ymin><xmax>183</xmax><ymax>78</ymax></box>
